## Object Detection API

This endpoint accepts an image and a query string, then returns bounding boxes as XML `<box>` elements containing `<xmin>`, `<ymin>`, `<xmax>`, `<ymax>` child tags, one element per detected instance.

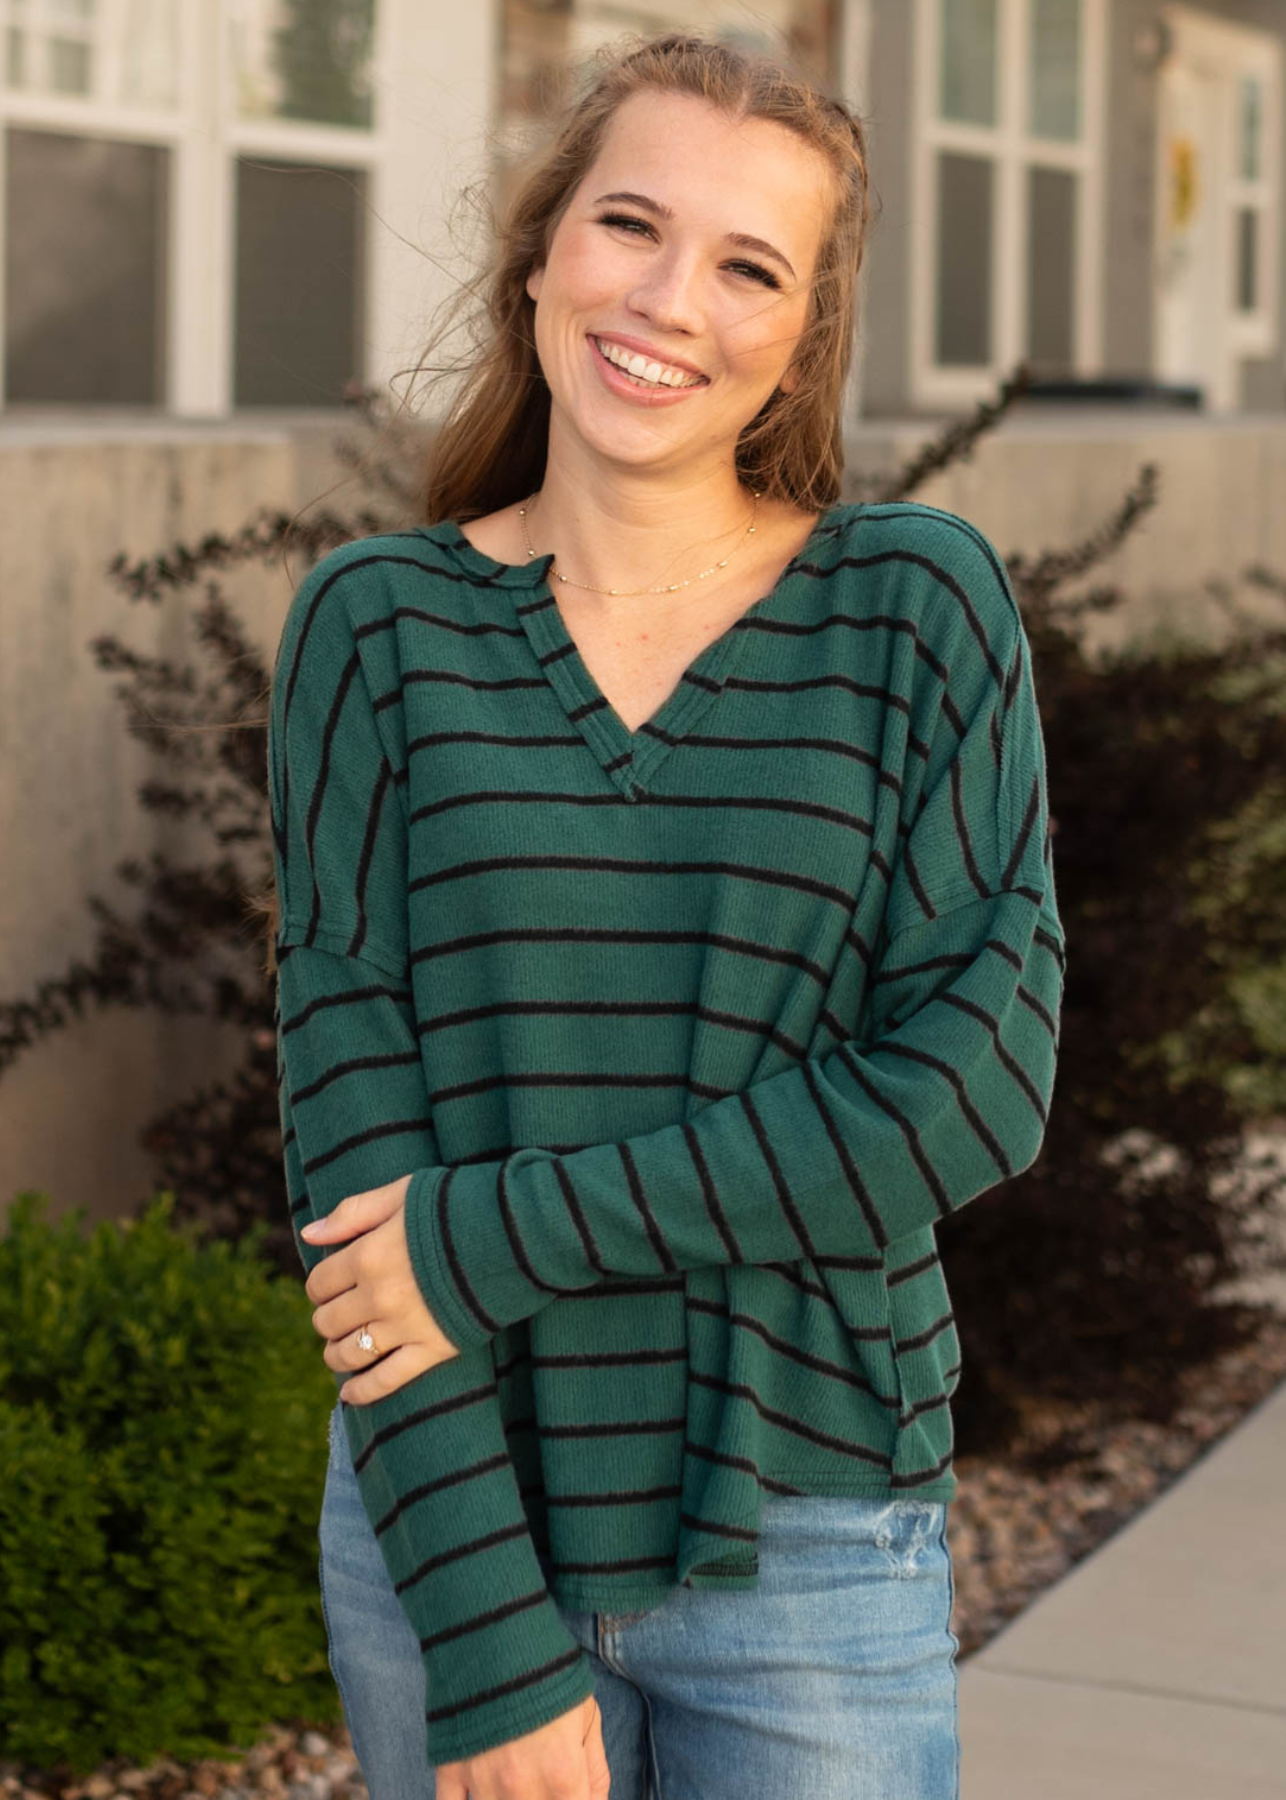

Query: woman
<box><xmin>268</xmin><ymin>29</ymin><xmax>1065</xmax><ymax>1800</ymax></box>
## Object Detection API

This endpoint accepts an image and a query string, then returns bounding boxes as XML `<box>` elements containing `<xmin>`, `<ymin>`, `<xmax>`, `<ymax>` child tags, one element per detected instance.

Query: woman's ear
<box><xmin>526</xmin><ymin>264</ymin><xmax>545</xmax><ymax>303</ymax></box>
<box><xmin>778</xmin><ymin>361</ymin><xmax>800</xmax><ymax>395</ymax></box>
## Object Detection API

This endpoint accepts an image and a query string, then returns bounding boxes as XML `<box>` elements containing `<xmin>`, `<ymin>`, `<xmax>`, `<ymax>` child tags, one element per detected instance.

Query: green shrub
<box><xmin>0</xmin><ymin>1190</ymin><xmax>341</xmax><ymax>1775</ymax></box>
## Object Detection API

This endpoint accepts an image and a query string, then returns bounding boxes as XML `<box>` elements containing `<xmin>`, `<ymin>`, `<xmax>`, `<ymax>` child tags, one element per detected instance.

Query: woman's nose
<box><xmin>625</xmin><ymin>254</ymin><xmax>705</xmax><ymax>337</ymax></box>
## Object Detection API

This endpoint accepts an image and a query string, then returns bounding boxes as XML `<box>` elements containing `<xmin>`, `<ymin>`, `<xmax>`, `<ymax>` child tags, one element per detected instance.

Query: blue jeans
<box><xmin>318</xmin><ymin>1399</ymin><xmax>960</xmax><ymax>1799</ymax></box>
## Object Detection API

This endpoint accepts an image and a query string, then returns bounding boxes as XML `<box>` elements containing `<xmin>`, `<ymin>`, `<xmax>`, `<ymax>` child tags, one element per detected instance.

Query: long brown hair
<box><xmin>424</xmin><ymin>30</ymin><xmax>874</xmax><ymax>523</ymax></box>
<box><xmin>252</xmin><ymin>30</ymin><xmax>874</xmax><ymax>970</ymax></box>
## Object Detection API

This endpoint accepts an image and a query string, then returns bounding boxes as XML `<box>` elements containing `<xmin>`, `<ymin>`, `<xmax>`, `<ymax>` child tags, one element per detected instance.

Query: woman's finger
<box><xmin>338</xmin><ymin>1340</ymin><xmax>436</xmax><ymax>1406</ymax></box>
<box><xmin>309</xmin><ymin>1292</ymin><xmax>371</xmax><ymax>1342</ymax></box>
<box><xmin>301</xmin><ymin>1175</ymin><xmax>411</xmax><ymax>1246</ymax></box>
<box><xmin>323</xmin><ymin>1321</ymin><xmax>393</xmax><ymax>1378</ymax></box>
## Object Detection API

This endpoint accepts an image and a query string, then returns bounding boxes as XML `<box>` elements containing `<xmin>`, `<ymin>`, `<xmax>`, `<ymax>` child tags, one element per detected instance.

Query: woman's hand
<box><xmin>300</xmin><ymin>1176</ymin><xmax>462</xmax><ymax>1404</ymax></box>
<box><xmin>436</xmin><ymin>1692</ymin><xmax>609</xmax><ymax>1799</ymax></box>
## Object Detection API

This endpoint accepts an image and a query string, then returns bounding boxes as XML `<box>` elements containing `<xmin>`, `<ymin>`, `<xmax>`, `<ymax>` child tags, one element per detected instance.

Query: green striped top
<box><xmin>269</xmin><ymin>498</ymin><xmax>1066</xmax><ymax>1767</ymax></box>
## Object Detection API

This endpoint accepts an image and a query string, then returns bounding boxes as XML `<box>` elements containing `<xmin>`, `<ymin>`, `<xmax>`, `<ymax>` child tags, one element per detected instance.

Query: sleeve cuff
<box><xmin>426</xmin><ymin>1639</ymin><xmax>596</xmax><ymax>1768</ymax></box>
<box><xmin>404</xmin><ymin>1163</ymin><xmax>496</xmax><ymax>1350</ymax></box>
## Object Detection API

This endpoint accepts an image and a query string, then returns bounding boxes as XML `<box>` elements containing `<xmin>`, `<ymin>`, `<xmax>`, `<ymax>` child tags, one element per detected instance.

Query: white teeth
<box><xmin>594</xmin><ymin>337</ymin><xmax>702</xmax><ymax>389</ymax></box>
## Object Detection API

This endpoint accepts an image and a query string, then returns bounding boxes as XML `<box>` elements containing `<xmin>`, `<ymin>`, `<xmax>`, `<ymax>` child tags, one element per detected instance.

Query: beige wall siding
<box><xmin>0</xmin><ymin>417</ymin><xmax>366</xmax><ymax>1227</ymax></box>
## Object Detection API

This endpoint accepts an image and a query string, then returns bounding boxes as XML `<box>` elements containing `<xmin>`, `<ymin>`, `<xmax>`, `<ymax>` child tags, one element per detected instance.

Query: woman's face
<box><xmin>526</xmin><ymin>90</ymin><xmax>833</xmax><ymax>482</ymax></box>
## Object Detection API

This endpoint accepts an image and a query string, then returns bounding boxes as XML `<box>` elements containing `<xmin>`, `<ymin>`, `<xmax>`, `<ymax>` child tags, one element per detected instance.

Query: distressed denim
<box><xmin>318</xmin><ymin>1398</ymin><xmax>960</xmax><ymax>1799</ymax></box>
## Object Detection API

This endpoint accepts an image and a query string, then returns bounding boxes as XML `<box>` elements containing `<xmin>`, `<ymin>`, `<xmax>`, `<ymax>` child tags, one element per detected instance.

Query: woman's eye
<box><xmin>596</xmin><ymin>215</ymin><xmax>781</xmax><ymax>289</ymax></box>
<box><xmin>728</xmin><ymin>260</ymin><xmax>781</xmax><ymax>290</ymax></box>
<box><xmin>598</xmin><ymin>212</ymin><xmax>653</xmax><ymax>237</ymax></box>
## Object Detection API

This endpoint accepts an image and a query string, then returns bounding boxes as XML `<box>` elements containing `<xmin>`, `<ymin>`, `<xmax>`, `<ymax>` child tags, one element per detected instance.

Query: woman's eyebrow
<box><xmin>592</xmin><ymin>190</ymin><xmax>797</xmax><ymax>280</ymax></box>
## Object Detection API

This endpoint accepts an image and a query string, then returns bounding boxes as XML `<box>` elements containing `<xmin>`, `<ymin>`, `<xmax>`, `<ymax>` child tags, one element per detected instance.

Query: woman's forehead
<box><xmin>583</xmin><ymin>90</ymin><xmax>832</xmax><ymax>262</ymax></box>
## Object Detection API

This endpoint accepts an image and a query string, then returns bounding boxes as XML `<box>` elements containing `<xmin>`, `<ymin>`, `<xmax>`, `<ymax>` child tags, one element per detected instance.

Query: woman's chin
<box><xmin>559</xmin><ymin>404</ymin><xmax>696</xmax><ymax>471</ymax></box>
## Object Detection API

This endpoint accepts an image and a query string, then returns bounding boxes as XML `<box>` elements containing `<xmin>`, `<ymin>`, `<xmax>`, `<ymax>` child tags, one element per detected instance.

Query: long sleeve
<box><xmin>400</xmin><ymin>559</ymin><xmax>1068</xmax><ymax>1353</ymax></box>
<box><xmin>269</xmin><ymin>544</ymin><xmax>594</xmax><ymax>1767</ymax></box>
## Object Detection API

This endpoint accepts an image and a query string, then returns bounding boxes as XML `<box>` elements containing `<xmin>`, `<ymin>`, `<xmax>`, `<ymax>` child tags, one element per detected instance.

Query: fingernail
<box><xmin>301</xmin><ymin>1221</ymin><xmax>322</xmax><ymax>1239</ymax></box>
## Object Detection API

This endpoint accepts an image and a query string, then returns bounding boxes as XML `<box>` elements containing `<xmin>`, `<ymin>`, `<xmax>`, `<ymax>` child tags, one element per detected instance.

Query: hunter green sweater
<box><xmin>269</xmin><ymin>499</ymin><xmax>1065</xmax><ymax>1767</ymax></box>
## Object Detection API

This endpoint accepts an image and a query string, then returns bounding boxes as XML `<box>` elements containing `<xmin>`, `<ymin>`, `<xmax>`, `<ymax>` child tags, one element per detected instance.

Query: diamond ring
<box><xmin>356</xmin><ymin>1326</ymin><xmax>376</xmax><ymax>1354</ymax></box>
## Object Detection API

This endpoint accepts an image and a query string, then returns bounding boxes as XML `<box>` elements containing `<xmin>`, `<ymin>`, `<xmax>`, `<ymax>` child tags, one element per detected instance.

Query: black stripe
<box><xmin>879</xmin><ymin>1041</ymin><xmax>1016</xmax><ymax>1169</ymax></box>
<box><xmin>1001</xmin><ymin>774</ymin><xmax>1042</xmax><ymax>889</ymax></box>
<box><xmin>289</xmin><ymin>1048</ymin><xmax>422</xmax><ymax>1105</ymax></box>
<box><xmin>350</xmin><ymin>757</ymin><xmax>397</xmax><ymax>963</ymax></box>
<box><xmin>423</xmin><ymin>1648</ymin><xmax>585</xmax><ymax>1724</ymax></box>
<box><xmin>280</xmin><ymin>981</ymin><xmax>413</xmax><ymax>1032</ymax></box>
<box><xmin>687</xmin><ymin>1369</ymin><xmax>893</xmax><ymax>1467</ymax></box>
<box><xmin>409</xmin><ymin>851</ymin><xmax>882</xmax><ymax>910</ymax></box>
<box><xmin>787</xmin><ymin>549</ymin><xmax>1008</xmax><ymax>690</ymax></box>
<box><xmin>409</xmin><ymin>779</ymin><xmax>899</xmax><ymax>830</ymax></box>
<box><xmin>300</xmin><ymin>1115</ymin><xmax>434</xmax><ymax>1175</ymax></box>
<box><xmin>436</xmin><ymin>1165</ymin><xmax>503</xmax><ymax>1337</ymax></box>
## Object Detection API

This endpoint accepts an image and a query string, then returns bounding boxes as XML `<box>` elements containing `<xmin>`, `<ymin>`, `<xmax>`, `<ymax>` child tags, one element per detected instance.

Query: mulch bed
<box><xmin>6</xmin><ymin>1305</ymin><xmax>1285</xmax><ymax>1800</ymax></box>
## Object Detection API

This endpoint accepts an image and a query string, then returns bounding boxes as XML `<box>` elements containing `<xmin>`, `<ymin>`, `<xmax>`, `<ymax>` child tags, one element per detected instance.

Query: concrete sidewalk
<box><xmin>958</xmin><ymin>1371</ymin><xmax>1286</xmax><ymax>1797</ymax></box>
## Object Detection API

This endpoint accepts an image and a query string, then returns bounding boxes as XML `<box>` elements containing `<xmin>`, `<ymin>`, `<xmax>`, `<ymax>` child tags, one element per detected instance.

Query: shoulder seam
<box><xmin>885</xmin><ymin>881</ymin><xmax>1051</xmax><ymax>943</ymax></box>
<box><xmin>277</xmin><ymin>915</ymin><xmax>409</xmax><ymax>981</ymax></box>
<box><xmin>862</xmin><ymin>503</ymin><xmax>1023</xmax><ymax>637</ymax></box>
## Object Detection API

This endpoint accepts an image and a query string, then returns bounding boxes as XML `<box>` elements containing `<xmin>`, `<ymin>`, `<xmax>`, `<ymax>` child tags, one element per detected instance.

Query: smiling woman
<box><xmin>517</xmin><ymin>87</ymin><xmax>830</xmax><ymax>526</ymax></box>
<box><xmin>267</xmin><ymin>27</ymin><xmax>1064</xmax><ymax>1800</ymax></box>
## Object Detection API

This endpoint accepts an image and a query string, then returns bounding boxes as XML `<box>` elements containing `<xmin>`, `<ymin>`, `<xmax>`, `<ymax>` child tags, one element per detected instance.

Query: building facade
<box><xmin>5</xmin><ymin>0</ymin><xmax>1286</xmax><ymax>1231</ymax></box>
<box><xmin>856</xmin><ymin>0</ymin><xmax>1284</xmax><ymax>416</ymax></box>
<box><xmin>0</xmin><ymin>0</ymin><xmax>1281</xmax><ymax>422</ymax></box>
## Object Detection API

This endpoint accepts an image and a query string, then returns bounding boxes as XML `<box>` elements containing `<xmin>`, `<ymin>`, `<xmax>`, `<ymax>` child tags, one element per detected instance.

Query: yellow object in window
<box><xmin>1170</xmin><ymin>135</ymin><xmax>1198</xmax><ymax>231</ymax></box>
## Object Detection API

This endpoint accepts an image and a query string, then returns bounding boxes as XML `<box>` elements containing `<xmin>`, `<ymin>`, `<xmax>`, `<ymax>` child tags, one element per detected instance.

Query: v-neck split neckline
<box><xmin>427</xmin><ymin>505</ymin><xmax>846</xmax><ymax>800</ymax></box>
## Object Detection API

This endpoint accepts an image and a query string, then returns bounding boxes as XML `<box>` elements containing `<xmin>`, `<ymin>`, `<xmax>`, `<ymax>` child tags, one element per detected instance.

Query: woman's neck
<box><xmin>526</xmin><ymin>456</ymin><xmax>759</xmax><ymax>603</ymax></box>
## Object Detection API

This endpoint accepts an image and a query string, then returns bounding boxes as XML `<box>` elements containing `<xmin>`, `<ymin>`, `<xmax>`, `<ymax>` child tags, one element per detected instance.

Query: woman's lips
<box><xmin>587</xmin><ymin>334</ymin><xmax>708</xmax><ymax>406</ymax></box>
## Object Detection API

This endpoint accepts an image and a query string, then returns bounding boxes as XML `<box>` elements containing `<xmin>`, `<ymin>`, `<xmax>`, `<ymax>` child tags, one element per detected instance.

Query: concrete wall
<box><xmin>0</xmin><ymin>410</ymin><xmax>402</xmax><ymax>1229</ymax></box>
<box><xmin>2</xmin><ymin>406</ymin><xmax>1283</xmax><ymax>1230</ymax></box>
<box><xmin>843</xmin><ymin>406</ymin><xmax>1286</xmax><ymax>655</ymax></box>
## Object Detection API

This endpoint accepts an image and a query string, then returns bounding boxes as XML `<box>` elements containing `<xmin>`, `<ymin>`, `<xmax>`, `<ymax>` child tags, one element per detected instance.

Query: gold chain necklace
<box><xmin>517</xmin><ymin>489</ymin><xmax>760</xmax><ymax>597</ymax></box>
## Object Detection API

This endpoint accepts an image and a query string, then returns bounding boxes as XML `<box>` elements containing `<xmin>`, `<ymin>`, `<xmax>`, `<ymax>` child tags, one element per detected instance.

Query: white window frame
<box><xmin>0</xmin><ymin>0</ymin><xmax>490</xmax><ymax>418</ymax></box>
<box><xmin>1154</xmin><ymin>4</ymin><xmax>1281</xmax><ymax>407</ymax></box>
<box><xmin>5</xmin><ymin>0</ymin><xmax>100</xmax><ymax>100</ymax></box>
<box><xmin>212</xmin><ymin>0</ymin><xmax>390</xmax><ymax>417</ymax></box>
<box><xmin>908</xmin><ymin>0</ymin><xmax>1107</xmax><ymax>412</ymax></box>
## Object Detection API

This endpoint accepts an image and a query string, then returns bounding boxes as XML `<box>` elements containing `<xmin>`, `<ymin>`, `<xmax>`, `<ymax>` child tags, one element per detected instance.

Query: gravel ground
<box><xmin>7</xmin><ymin>1305</ymin><xmax>1286</xmax><ymax>1800</ymax></box>
<box><xmin>947</xmin><ymin>1303</ymin><xmax>1286</xmax><ymax>1658</ymax></box>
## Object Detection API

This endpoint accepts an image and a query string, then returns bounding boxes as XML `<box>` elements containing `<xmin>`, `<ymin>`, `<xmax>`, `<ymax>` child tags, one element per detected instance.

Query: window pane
<box><xmin>496</xmin><ymin>0</ymin><xmax>836</xmax><ymax>212</ymax></box>
<box><xmin>1</xmin><ymin>0</ymin><xmax>98</xmax><ymax>98</ymax></box>
<box><xmin>4</xmin><ymin>127</ymin><xmax>167</xmax><ymax>404</ymax></box>
<box><xmin>1027</xmin><ymin>165</ymin><xmax>1075</xmax><ymax>369</ymax></box>
<box><xmin>1030</xmin><ymin>0</ymin><xmax>1079</xmax><ymax>140</ymax></box>
<box><xmin>1239</xmin><ymin>76</ymin><xmax>1263</xmax><ymax>181</ymax></box>
<box><xmin>1236</xmin><ymin>206</ymin><xmax>1258</xmax><ymax>312</ymax></box>
<box><xmin>2</xmin><ymin>0</ymin><xmax>178</xmax><ymax>106</ymax></box>
<box><xmin>232</xmin><ymin>0</ymin><xmax>377</xmax><ymax>129</ymax></box>
<box><xmin>48</xmin><ymin>34</ymin><xmax>91</xmax><ymax>93</ymax></box>
<box><xmin>234</xmin><ymin>158</ymin><xmax>365</xmax><ymax>406</ymax></box>
<box><xmin>120</xmin><ymin>0</ymin><xmax>180</xmax><ymax>107</ymax></box>
<box><xmin>936</xmin><ymin>151</ymin><xmax>992</xmax><ymax>365</ymax></box>
<box><xmin>939</xmin><ymin>0</ymin><xmax>997</xmax><ymax>127</ymax></box>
